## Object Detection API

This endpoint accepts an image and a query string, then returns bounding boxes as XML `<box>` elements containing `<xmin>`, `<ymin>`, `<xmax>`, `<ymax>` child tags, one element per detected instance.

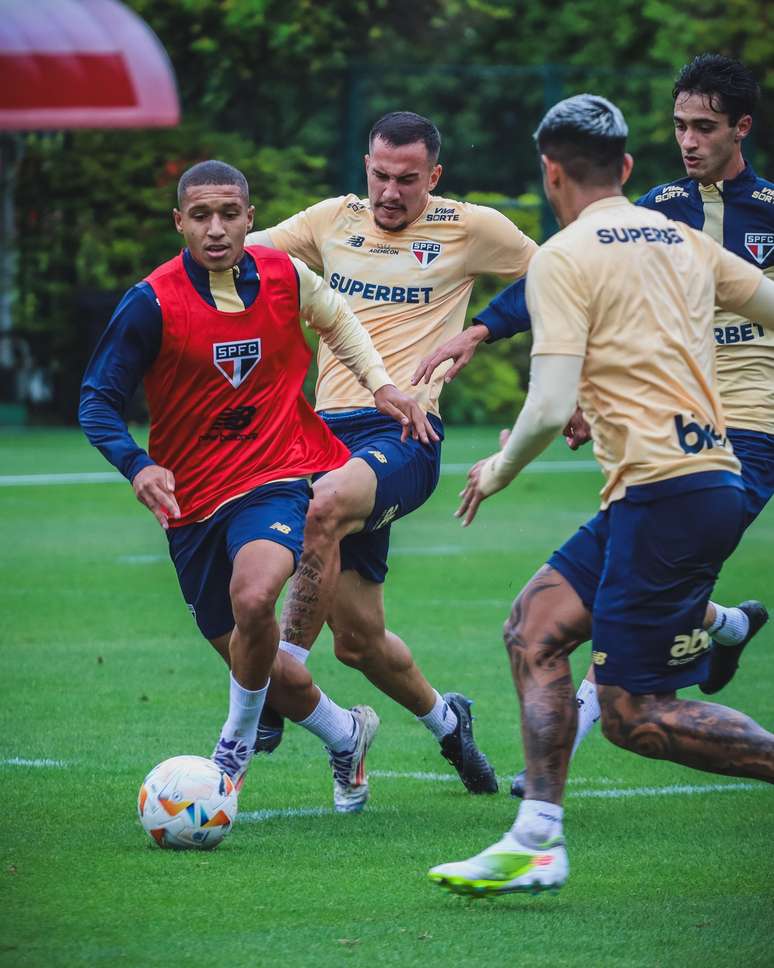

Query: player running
<box><xmin>246</xmin><ymin>112</ymin><xmax>538</xmax><ymax>794</ymax></box>
<box><xmin>416</xmin><ymin>55</ymin><xmax>774</xmax><ymax>797</ymax></box>
<box><xmin>428</xmin><ymin>94</ymin><xmax>774</xmax><ymax>896</ymax></box>
<box><xmin>79</xmin><ymin>160</ymin><xmax>433</xmax><ymax>812</ymax></box>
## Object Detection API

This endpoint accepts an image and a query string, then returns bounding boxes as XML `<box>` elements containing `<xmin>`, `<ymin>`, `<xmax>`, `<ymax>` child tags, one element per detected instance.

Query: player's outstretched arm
<box><xmin>411</xmin><ymin>323</ymin><xmax>490</xmax><ymax>386</ymax></box>
<box><xmin>412</xmin><ymin>278</ymin><xmax>533</xmax><ymax>386</ymax></box>
<box><xmin>456</xmin><ymin>354</ymin><xmax>582</xmax><ymax>526</ymax></box>
<box><xmin>371</xmin><ymin>384</ymin><xmax>439</xmax><ymax>444</ymax></box>
<box><xmin>132</xmin><ymin>465</ymin><xmax>181</xmax><ymax>530</ymax></box>
<box><xmin>295</xmin><ymin>258</ymin><xmax>438</xmax><ymax>444</ymax></box>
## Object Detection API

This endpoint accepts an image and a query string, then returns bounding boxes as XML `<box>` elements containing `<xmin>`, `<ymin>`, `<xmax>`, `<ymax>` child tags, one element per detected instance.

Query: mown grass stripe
<box><xmin>0</xmin><ymin>460</ymin><xmax>599</xmax><ymax>488</ymax></box>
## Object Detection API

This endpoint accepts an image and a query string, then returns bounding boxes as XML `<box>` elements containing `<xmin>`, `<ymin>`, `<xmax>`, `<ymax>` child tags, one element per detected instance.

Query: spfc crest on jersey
<box><xmin>411</xmin><ymin>240</ymin><xmax>442</xmax><ymax>268</ymax></box>
<box><xmin>744</xmin><ymin>233</ymin><xmax>774</xmax><ymax>265</ymax></box>
<box><xmin>213</xmin><ymin>338</ymin><xmax>262</xmax><ymax>389</ymax></box>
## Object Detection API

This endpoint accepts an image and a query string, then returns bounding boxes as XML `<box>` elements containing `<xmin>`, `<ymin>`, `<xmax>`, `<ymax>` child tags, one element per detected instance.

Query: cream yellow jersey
<box><xmin>527</xmin><ymin>195</ymin><xmax>763</xmax><ymax>507</ymax></box>
<box><xmin>637</xmin><ymin>165</ymin><xmax>774</xmax><ymax>433</ymax></box>
<box><xmin>247</xmin><ymin>194</ymin><xmax>537</xmax><ymax>417</ymax></box>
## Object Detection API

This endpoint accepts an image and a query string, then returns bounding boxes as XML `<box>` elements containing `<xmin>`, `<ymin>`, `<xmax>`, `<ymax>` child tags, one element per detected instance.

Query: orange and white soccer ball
<box><xmin>137</xmin><ymin>755</ymin><xmax>238</xmax><ymax>850</ymax></box>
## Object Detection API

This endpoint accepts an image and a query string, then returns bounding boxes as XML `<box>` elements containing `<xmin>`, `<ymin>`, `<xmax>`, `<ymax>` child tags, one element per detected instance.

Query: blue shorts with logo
<box><xmin>548</xmin><ymin>471</ymin><xmax>746</xmax><ymax>694</ymax></box>
<box><xmin>317</xmin><ymin>408</ymin><xmax>445</xmax><ymax>583</ymax></box>
<box><xmin>166</xmin><ymin>479</ymin><xmax>311</xmax><ymax>640</ymax></box>
<box><xmin>727</xmin><ymin>427</ymin><xmax>774</xmax><ymax>526</ymax></box>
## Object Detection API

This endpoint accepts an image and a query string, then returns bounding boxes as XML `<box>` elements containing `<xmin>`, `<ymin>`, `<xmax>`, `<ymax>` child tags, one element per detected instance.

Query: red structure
<box><xmin>0</xmin><ymin>0</ymin><xmax>179</xmax><ymax>130</ymax></box>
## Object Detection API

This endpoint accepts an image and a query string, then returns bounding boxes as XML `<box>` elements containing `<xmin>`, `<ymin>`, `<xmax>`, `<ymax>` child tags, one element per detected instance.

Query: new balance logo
<box><xmin>346</xmin><ymin>235</ymin><xmax>365</xmax><ymax>248</ymax></box>
<box><xmin>270</xmin><ymin>522</ymin><xmax>292</xmax><ymax>535</ymax></box>
<box><xmin>591</xmin><ymin>650</ymin><xmax>607</xmax><ymax>666</ymax></box>
<box><xmin>368</xmin><ymin>449</ymin><xmax>388</xmax><ymax>464</ymax></box>
<box><xmin>372</xmin><ymin>504</ymin><xmax>399</xmax><ymax>530</ymax></box>
<box><xmin>209</xmin><ymin>406</ymin><xmax>256</xmax><ymax>432</ymax></box>
<box><xmin>674</xmin><ymin>414</ymin><xmax>727</xmax><ymax>454</ymax></box>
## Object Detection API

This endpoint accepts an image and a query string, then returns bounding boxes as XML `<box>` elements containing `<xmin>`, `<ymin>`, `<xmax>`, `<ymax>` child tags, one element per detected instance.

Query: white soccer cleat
<box><xmin>428</xmin><ymin>831</ymin><xmax>568</xmax><ymax>896</ymax></box>
<box><xmin>211</xmin><ymin>735</ymin><xmax>253</xmax><ymax>793</ymax></box>
<box><xmin>327</xmin><ymin>705</ymin><xmax>379</xmax><ymax>814</ymax></box>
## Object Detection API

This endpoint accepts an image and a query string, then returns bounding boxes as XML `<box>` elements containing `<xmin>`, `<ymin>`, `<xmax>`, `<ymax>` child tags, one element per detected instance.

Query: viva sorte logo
<box><xmin>200</xmin><ymin>406</ymin><xmax>257</xmax><ymax>443</ymax></box>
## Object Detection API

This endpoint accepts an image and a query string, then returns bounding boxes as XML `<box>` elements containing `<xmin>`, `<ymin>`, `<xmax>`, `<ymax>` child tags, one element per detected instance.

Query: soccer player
<box><xmin>245</xmin><ymin>112</ymin><xmax>538</xmax><ymax>793</ymax></box>
<box><xmin>79</xmin><ymin>160</ymin><xmax>434</xmax><ymax>812</ymax></box>
<box><xmin>417</xmin><ymin>55</ymin><xmax>774</xmax><ymax>798</ymax></box>
<box><xmin>428</xmin><ymin>94</ymin><xmax>774</xmax><ymax>896</ymax></box>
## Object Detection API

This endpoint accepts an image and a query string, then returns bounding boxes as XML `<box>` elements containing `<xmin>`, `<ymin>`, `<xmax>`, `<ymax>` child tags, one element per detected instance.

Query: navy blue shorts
<box><xmin>166</xmin><ymin>479</ymin><xmax>311</xmax><ymax>640</ymax></box>
<box><xmin>727</xmin><ymin>427</ymin><xmax>774</xmax><ymax>526</ymax></box>
<box><xmin>549</xmin><ymin>472</ymin><xmax>746</xmax><ymax>693</ymax></box>
<box><xmin>317</xmin><ymin>408</ymin><xmax>445</xmax><ymax>583</ymax></box>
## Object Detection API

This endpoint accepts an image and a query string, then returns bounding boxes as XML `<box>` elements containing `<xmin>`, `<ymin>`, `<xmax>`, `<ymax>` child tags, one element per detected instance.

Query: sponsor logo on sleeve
<box><xmin>744</xmin><ymin>233</ymin><xmax>774</xmax><ymax>265</ymax></box>
<box><xmin>213</xmin><ymin>339</ymin><xmax>261</xmax><ymax>389</ymax></box>
<box><xmin>751</xmin><ymin>187</ymin><xmax>774</xmax><ymax>205</ymax></box>
<box><xmin>411</xmin><ymin>240</ymin><xmax>442</xmax><ymax>268</ymax></box>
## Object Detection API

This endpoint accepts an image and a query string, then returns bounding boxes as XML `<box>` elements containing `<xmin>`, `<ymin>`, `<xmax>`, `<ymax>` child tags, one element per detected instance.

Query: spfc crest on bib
<box><xmin>411</xmin><ymin>240</ymin><xmax>442</xmax><ymax>268</ymax></box>
<box><xmin>213</xmin><ymin>338</ymin><xmax>262</xmax><ymax>389</ymax></box>
<box><xmin>744</xmin><ymin>233</ymin><xmax>774</xmax><ymax>265</ymax></box>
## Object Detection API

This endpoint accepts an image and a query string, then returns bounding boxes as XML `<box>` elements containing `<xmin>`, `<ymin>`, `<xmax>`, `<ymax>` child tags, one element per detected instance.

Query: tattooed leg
<box><xmin>279</xmin><ymin>458</ymin><xmax>377</xmax><ymax>651</ymax></box>
<box><xmin>598</xmin><ymin>685</ymin><xmax>774</xmax><ymax>782</ymax></box>
<box><xmin>504</xmin><ymin>565</ymin><xmax>592</xmax><ymax>804</ymax></box>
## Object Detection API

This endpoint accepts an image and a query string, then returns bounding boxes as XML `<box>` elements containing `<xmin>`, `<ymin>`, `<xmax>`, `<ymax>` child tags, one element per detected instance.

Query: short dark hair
<box><xmin>177</xmin><ymin>160</ymin><xmax>249</xmax><ymax>207</ymax></box>
<box><xmin>534</xmin><ymin>94</ymin><xmax>628</xmax><ymax>186</ymax></box>
<box><xmin>369</xmin><ymin>111</ymin><xmax>441</xmax><ymax>164</ymax></box>
<box><xmin>673</xmin><ymin>54</ymin><xmax>760</xmax><ymax>125</ymax></box>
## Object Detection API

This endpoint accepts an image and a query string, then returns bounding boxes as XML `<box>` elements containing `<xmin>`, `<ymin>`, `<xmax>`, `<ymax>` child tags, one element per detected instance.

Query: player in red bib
<box><xmin>80</xmin><ymin>161</ymin><xmax>435</xmax><ymax>809</ymax></box>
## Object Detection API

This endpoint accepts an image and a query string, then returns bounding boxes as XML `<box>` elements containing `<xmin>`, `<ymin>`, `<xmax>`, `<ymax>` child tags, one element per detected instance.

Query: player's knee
<box><xmin>332</xmin><ymin>629</ymin><xmax>369</xmax><ymax>668</ymax></box>
<box><xmin>230</xmin><ymin>583</ymin><xmax>277</xmax><ymax>637</ymax></box>
<box><xmin>305</xmin><ymin>490</ymin><xmax>348</xmax><ymax>545</ymax></box>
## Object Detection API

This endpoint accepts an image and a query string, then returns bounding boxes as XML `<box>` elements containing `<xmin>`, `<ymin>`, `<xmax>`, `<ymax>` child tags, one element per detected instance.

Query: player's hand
<box><xmin>373</xmin><ymin>385</ymin><xmax>440</xmax><ymax>445</ymax></box>
<box><xmin>562</xmin><ymin>406</ymin><xmax>592</xmax><ymax>450</ymax></box>
<box><xmin>456</xmin><ymin>452</ymin><xmax>505</xmax><ymax>527</ymax></box>
<box><xmin>411</xmin><ymin>325</ymin><xmax>489</xmax><ymax>386</ymax></box>
<box><xmin>132</xmin><ymin>464</ymin><xmax>181</xmax><ymax>530</ymax></box>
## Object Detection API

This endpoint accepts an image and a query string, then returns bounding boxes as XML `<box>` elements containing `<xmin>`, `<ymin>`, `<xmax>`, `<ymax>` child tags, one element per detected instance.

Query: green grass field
<box><xmin>1</xmin><ymin>427</ymin><xmax>772</xmax><ymax>968</ymax></box>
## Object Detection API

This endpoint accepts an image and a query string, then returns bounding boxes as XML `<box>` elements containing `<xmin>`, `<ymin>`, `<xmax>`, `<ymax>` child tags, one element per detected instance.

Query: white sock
<box><xmin>707</xmin><ymin>603</ymin><xmax>750</xmax><ymax>646</ymax></box>
<box><xmin>278</xmin><ymin>640</ymin><xmax>310</xmax><ymax>665</ymax></box>
<box><xmin>513</xmin><ymin>798</ymin><xmax>564</xmax><ymax>848</ymax></box>
<box><xmin>570</xmin><ymin>678</ymin><xmax>601</xmax><ymax>759</ymax></box>
<box><xmin>418</xmin><ymin>690</ymin><xmax>458</xmax><ymax>740</ymax></box>
<box><xmin>298</xmin><ymin>691</ymin><xmax>357</xmax><ymax>752</ymax></box>
<box><xmin>222</xmin><ymin>673</ymin><xmax>268</xmax><ymax>741</ymax></box>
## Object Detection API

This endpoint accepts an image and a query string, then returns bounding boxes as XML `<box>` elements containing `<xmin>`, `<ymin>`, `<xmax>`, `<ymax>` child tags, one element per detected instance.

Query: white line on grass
<box><xmin>1</xmin><ymin>757</ymin><xmax>67</xmax><ymax>767</ymax></box>
<box><xmin>0</xmin><ymin>472</ymin><xmax>123</xmax><ymax>486</ymax></box>
<box><xmin>441</xmin><ymin>460</ymin><xmax>598</xmax><ymax>475</ymax></box>
<box><xmin>571</xmin><ymin>781</ymin><xmax>761</xmax><ymax>799</ymax></box>
<box><xmin>0</xmin><ymin>461</ymin><xmax>599</xmax><ymax>488</ymax></box>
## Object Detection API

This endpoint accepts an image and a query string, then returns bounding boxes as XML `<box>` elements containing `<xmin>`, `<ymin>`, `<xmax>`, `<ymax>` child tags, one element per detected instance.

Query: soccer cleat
<box><xmin>328</xmin><ymin>705</ymin><xmax>379</xmax><ymax>814</ymax></box>
<box><xmin>254</xmin><ymin>704</ymin><xmax>285</xmax><ymax>754</ymax></box>
<box><xmin>428</xmin><ymin>831</ymin><xmax>568</xmax><ymax>897</ymax></box>
<box><xmin>510</xmin><ymin>769</ymin><xmax>526</xmax><ymax>799</ymax></box>
<box><xmin>211</xmin><ymin>735</ymin><xmax>253</xmax><ymax>793</ymax></box>
<box><xmin>700</xmin><ymin>600</ymin><xmax>769</xmax><ymax>695</ymax></box>
<box><xmin>439</xmin><ymin>693</ymin><xmax>498</xmax><ymax>794</ymax></box>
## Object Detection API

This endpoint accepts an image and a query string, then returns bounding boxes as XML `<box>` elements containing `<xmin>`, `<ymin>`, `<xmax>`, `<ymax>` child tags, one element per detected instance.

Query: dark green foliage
<box><xmin>9</xmin><ymin>0</ymin><xmax>773</xmax><ymax>422</ymax></box>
